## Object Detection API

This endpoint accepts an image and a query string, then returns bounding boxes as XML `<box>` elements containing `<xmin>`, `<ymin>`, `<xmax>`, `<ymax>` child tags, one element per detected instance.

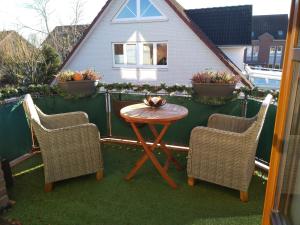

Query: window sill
<box><xmin>111</xmin><ymin>18</ymin><xmax>169</xmax><ymax>24</ymax></box>
<box><xmin>112</xmin><ymin>66</ymin><xmax>168</xmax><ymax>71</ymax></box>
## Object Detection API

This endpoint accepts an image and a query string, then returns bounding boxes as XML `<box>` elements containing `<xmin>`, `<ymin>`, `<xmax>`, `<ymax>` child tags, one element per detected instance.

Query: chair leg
<box><xmin>240</xmin><ymin>191</ymin><xmax>248</xmax><ymax>203</ymax></box>
<box><xmin>188</xmin><ymin>177</ymin><xmax>195</xmax><ymax>187</ymax></box>
<box><xmin>44</xmin><ymin>183</ymin><xmax>54</xmax><ymax>192</ymax></box>
<box><xmin>96</xmin><ymin>169</ymin><xmax>104</xmax><ymax>181</ymax></box>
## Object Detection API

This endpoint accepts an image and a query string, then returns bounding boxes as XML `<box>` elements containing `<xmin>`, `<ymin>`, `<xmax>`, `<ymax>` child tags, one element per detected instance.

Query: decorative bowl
<box><xmin>144</xmin><ymin>96</ymin><xmax>166</xmax><ymax>108</ymax></box>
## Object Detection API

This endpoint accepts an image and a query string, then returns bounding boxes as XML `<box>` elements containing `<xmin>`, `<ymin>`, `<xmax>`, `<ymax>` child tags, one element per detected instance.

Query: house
<box><xmin>244</xmin><ymin>14</ymin><xmax>288</xmax><ymax>69</ymax></box>
<box><xmin>0</xmin><ymin>31</ymin><xmax>36</xmax><ymax>86</ymax></box>
<box><xmin>43</xmin><ymin>25</ymin><xmax>89</xmax><ymax>61</ymax></box>
<box><xmin>60</xmin><ymin>0</ymin><xmax>252</xmax><ymax>86</ymax></box>
<box><xmin>0</xmin><ymin>31</ymin><xmax>34</xmax><ymax>60</ymax></box>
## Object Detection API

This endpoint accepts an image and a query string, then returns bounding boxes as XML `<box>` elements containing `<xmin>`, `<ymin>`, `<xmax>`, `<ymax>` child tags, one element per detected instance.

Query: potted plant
<box><xmin>191</xmin><ymin>71</ymin><xmax>239</xmax><ymax>97</ymax></box>
<box><xmin>56</xmin><ymin>69</ymin><xmax>101</xmax><ymax>96</ymax></box>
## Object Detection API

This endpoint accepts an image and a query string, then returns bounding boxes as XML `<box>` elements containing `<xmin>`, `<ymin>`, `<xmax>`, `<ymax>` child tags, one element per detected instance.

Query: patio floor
<box><xmin>4</xmin><ymin>143</ymin><xmax>266</xmax><ymax>225</ymax></box>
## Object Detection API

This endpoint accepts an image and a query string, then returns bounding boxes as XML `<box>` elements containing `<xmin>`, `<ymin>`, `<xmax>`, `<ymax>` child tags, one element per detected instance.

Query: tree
<box><xmin>0</xmin><ymin>33</ymin><xmax>61</xmax><ymax>86</ymax></box>
<box><xmin>37</xmin><ymin>45</ymin><xmax>61</xmax><ymax>84</ymax></box>
<box><xmin>23</xmin><ymin>0</ymin><xmax>87</xmax><ymax>60</ymax></box>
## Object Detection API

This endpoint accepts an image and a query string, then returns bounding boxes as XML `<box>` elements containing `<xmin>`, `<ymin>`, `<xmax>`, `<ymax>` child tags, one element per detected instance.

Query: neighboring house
<box><xmin>43</xmin><ymin>25</ymin><xmax>89</xmax><ymax>61</ymax></box>
<box><xmin>0</xmin><ymin>31</ymin><xmax>34</xmax><ymax>60</ymax></box>
<box><xmin>244</xmin><ymin>14</ymin><xmax>288</xmax><ymax>69</ymax></box>
<box><xmin>0</xmin><ymin>31</ymin><xmax>35</xmax><ymax>86</ymax></box>
<box><xmin>60</xmin><ymin>0</ymin><xmax>252</xmax><ymax>87</ymax></box>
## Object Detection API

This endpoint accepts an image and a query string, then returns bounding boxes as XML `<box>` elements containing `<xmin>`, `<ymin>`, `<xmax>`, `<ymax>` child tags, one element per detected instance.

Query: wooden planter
<box><xmin>58</xmin><ymin>80</ymin><xmax>97</xmax><ymax>96</ymax></box>
<box><xmin>192</xmin><ymin>82</ymin><xmax>236</xmax><ymax>97</ymax></box>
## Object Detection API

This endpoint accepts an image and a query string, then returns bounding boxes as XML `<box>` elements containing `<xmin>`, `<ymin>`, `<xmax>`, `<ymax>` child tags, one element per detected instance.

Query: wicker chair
<box><xmin>187</xmin><ymin>94</ymin><xmax>273</xmax><ymax>202</ymax></box>
<box><xmin>23</xmin><ymin>94</ymin><xmax>104</xmax><ymax>192</ymax></box>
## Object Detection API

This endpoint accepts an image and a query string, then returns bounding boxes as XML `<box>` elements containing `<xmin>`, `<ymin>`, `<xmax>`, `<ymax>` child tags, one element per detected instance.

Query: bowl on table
<box><xmin>144</xmin><ymin>96</ymin><xmax>166</xmax><ymax>108</ymax></box>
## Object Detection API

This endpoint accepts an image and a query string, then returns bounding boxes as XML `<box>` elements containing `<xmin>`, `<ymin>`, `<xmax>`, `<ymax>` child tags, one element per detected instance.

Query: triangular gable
<box><xmin>113</xmin><ymin>0</ymin><xmax>166</xmax><ymax>21</ymax></box>
<box><xmin>60</xmin><ymin>0</ymin><xmax>253</xmax><ymax>88</ymax></box>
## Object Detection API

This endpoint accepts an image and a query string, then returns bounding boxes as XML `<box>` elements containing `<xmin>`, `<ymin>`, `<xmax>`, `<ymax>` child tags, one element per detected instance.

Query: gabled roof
<box><xmin>43</xmin><ymin>25</ymin><xmax>89</xmax><ymax>60</ymax></box>
<box><xmin>185</xmin><ymin>5</ymin><xmax>252</xmax><ymax>46</ymax></box>
<box><xmin>252</xmin><ymin>14</ymin><xmax>288</xmax><ymax>40</ymax></box>
<box><xmin>0</xmin><ymin>30</ymin><xmax>35</xmax><ymax>57</ymax></box>
<box><xmin>0</xmin><ymin>31</ymin><xmax>17</xmax><ymax>46</ymax></box>
<box><xmin>61</xmin><ymin>0</ymin><xmax>253</xmax><ymax>88</ymax></box>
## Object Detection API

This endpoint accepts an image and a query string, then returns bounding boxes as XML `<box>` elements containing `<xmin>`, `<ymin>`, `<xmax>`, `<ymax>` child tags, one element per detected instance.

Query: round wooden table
<box><xmin>120</xmin><ymin>103</ymin><xmax>188</xmax><ymax>189</ymax></box>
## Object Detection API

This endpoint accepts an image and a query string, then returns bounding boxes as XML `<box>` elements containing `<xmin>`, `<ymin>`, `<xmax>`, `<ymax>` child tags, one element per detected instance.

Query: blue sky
<box><xmin>0</xmin><ymin>0</ymin><xmax>291</xmax><ymax>41</ymax></box>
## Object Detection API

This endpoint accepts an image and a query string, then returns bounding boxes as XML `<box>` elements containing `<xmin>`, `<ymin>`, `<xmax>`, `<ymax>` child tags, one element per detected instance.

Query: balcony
<box><xmin>0</xmin><ymin>91</ymin><xmax>276</xmax><ymax>224</ymax></box>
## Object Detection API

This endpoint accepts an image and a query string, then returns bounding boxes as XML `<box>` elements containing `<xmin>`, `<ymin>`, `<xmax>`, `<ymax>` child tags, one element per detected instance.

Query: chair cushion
<box><xmin>23</xmin><ymin>94</ymin><xmax>40</xmax><ymax>124</ymax></box>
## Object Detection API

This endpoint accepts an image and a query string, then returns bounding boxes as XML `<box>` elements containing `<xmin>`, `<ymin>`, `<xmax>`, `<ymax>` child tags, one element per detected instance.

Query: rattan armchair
<box><xmin>187</xmin><ymin>94</ymin><xmax>273</xmax><ymax>202</ymax></box>
<box><xmin>23</xmin><ymin>94</ymin><xmax>104</xmax><ymax>192</ymax></box>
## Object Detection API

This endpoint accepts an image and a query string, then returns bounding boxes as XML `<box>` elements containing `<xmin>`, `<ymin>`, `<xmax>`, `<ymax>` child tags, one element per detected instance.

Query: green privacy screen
<box><xmin>0</xmin><ymin>93</ymin><xmax>276</xmax><ymax>163</ymax></box>
<box><xmin>110</xmin><ymin>94</ymin><xmax>276</xmax><ymax>163</ymax></box>
<box><xmin>0</xmin><ymin>94</ymin><xmax>107</xmax><ymax>161</ymax></box>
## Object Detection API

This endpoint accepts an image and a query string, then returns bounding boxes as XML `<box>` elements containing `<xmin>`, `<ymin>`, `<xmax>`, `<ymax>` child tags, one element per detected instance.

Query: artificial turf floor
<box><xmin>4</xmin><ymin>144</ymin><xmax>267</xmax><ymax>225</ymax></box>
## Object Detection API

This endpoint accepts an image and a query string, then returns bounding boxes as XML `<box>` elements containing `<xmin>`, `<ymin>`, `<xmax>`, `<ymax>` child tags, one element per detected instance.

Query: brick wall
<box><xmin>244</xmin><ymin>32</ymin><xmax>286</xmax><ymax>68</ymax></box>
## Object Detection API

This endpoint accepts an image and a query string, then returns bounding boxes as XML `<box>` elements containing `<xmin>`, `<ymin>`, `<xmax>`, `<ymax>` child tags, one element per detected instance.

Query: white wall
<box><xmin>220</xmin><ymin>46</ymin><xmax>246</xmax><ymax>71</ymax></box>
<box><xmin>63</xmin><ymin>0</ymin><xmax>231</xmax><ymax>85</ymax></box>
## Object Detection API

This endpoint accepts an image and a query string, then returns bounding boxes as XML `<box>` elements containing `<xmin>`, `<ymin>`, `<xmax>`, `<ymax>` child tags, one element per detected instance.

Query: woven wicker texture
<box><xmin>187</xmin><ymin>95</ymin><xmax>273</xmax><ymax>192</ymax></box>
<box><xmin>23</xmin><ymin>94</ymin><xmax>103</xmax><ymax>184</ymax></box>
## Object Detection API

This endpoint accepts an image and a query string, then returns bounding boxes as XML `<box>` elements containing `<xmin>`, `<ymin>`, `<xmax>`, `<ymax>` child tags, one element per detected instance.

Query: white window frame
<box><xmin>113</xmin><ymin>0</ymin><xmax>167</xmax><ymax>23</ymax></box>
<box><xmin>252</xmin><ymin>45</ymin><xmax>259</xmax><ymax>61</ymax></box>
<box><xmin>112</xmin><ymin>43</ymin><xmax>138</xmax><ymax>68</ymax></box>
<box><xmin>112</xmin><ymin>42</ymin><xmax>168</xmax><ymax>69</ymax></box>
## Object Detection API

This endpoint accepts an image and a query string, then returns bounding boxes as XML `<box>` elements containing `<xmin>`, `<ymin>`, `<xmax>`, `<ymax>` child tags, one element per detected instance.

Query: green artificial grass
<box><xmin>4</xmin><ymin>144</ymin><xmax>267</xmax><ymax>225</ymax></box>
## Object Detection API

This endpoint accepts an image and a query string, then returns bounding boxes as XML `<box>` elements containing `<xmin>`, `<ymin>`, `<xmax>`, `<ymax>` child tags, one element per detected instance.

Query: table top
<box><xmin>120</xmin><ymin>103</ymin><xmax>188</xmax><ymax>124</ymax></box>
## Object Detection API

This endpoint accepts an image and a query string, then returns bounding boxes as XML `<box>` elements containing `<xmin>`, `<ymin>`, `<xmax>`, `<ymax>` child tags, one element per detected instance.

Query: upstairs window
<box><xmin>117</xmin><ymin>0</ymin><xmax>137</xmax><ymax>19</ymax></box>
<box><xmin>113</xmin><ymin>42</ymin><xmax>168</xmax><ymax>68</ymax></box>
<box><xmin>115</xmin><ymin>0</ymin><xmax>165</xmax><ymax>21</ymax></box>
<box><xmin>246</xmin><ymin>45</ymin><xmax>259</xmax><ymax>62</ymax></box>
<box><xmin>269</xmin><ymin>46</ymin><xmax>283</xmax><ymax>69</ymax></box>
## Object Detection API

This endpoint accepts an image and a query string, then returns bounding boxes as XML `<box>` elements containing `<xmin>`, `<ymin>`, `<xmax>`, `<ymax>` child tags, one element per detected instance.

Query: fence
<box><xmin>0</xmin><ymin>92</ymin><xmax>276</xmax><ymax>164</ymax></box>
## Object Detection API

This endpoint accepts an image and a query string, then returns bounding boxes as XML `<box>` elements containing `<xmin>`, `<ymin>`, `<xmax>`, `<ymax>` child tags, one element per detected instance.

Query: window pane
<box><xmin>117</xmin><ymin>0</ymin><xmax>137</xmax><ymax>19</ymax></box>
<box><xmin>157</xmin><ymin>43</ymin><xmax>167</xmax><ymax>65</ymax></box>
<box><xmin>268</xmin><ymin>79</ymin><xmax>281</xmax><ymax>89</ymax></box>
<box><xmin>252</xmin><ymin>46</ymin><xmax>259</xmax><ymax>61</ymax></box>
<box><xmin>126</xmin><ymin>44</ymin><xmax>136</xmax><ymax>65</ymax></box>
<box><xmin>246</xmin><ymin>46</ymin><xmax>252</xmax><ymax>61</ymax></box>
<box><xmin>114</xmin><ymin>44</ymin><xmax>124</xmax><ymax>64</ymax></box>
<box><xmin>140</xmin><ymin>0</ymin><xmax>162</xmax><ymax>17</ymax></box>
<box><xmin>252</xmin><ymin>77</ymin><xmax>267</xmax><ymax>86</ymax></box>
<box><xmin>269</xmin><ymin>46</ymin><xmax>276</xmax><ymax>65</ymax></box>
<box><xmin>277</xmin><ymin>64</ymin><xmax>300</xmax><ymax>224</ymax></box>
<box><xmin>143</xmin><ymin>44</ymin><xmax>153</xmax><ymax>65</ymax></box>
<box><xmin>275</xmin><ymin>46</ymin><xmax>283</xmax><ymax>67</ymax></box>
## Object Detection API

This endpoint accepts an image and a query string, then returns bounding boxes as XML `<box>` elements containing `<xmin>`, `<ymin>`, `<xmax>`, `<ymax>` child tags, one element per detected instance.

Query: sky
<box><xmin>0</xmin><ymin>0</ymin><xmax>291</xmax><ymax>42</ymax></box>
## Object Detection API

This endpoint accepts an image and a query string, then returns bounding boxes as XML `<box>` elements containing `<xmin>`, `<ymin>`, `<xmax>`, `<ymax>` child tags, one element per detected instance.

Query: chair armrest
<box><xmin>189</xmin><ymin>126</ymin><xmax>249</xmax><ymax>162</ymax></box>
<box><xmin>190</xmin><ymin>126</ymin><xmax>244</xmax><ymax>148</ymax></box>
<box><xmin>207</xmin><ymin>113</ymin><xmax>256</xmax><ymax>133</ymax></box>
<box><xmin>36</xmin><ymin>106</ymin><xmax>89</xmax><ymax>129</ymax></box>
<box><xmin>34</xmin><ymin>122</ymin><xmax>103</xmax><ymax>183</ymax></box>
<box><xmin>188</xmin><ymin>126</ymin><xmax>256</xmax><ymax>191</ymax></box>
<box><xmin>40</xmin><ymin>123</ymin><xmax>100</xmax><ymax>155</ymax></box>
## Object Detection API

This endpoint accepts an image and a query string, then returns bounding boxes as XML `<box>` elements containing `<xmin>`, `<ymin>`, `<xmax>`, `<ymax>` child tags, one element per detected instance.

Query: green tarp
<box><xmin>0</xmin><ymin>93</ymin><xmax>276</xmax><ymax>163</ymax></box>
<box><xmin>0</xmin><ymin>94</ymin><xmax>107</xmax><ymax>161</ymax></box>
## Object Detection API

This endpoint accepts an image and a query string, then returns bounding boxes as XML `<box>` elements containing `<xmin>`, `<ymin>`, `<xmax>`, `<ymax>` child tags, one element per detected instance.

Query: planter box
<box><xmin>58</xmin><ymin>80</ymin><xmax>97</xmax><ymax>96</ymax></box>
<box><xmin>192</xmin><ymin>82</ymin><xmax>236</xmax><ymax>97</ymax></box>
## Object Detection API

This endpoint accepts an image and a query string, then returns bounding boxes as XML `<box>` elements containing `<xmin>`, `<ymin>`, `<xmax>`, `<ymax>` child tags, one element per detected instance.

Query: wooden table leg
<box><xmin>126</xmin><ymin>122</ymin><xmax>178</xmax><ymax>189</ymax></box>
<box><xmin>148</xmin><ymin>124</ymin><xmax>182</xmax><ymax>171</ymax></box>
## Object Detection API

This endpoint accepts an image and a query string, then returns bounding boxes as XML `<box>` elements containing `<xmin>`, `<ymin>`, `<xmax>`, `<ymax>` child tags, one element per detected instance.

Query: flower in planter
<box><xmin>57</xmin><ymin>70</ymin><xmax>75</xmax><ymax>82</ymax></box>
<box><xmin>82</xmin><ymin>69</ymin><xmax>101</xmax><ymax>81</ymax></box>
<box><xmin>191</xmin><ymin>71</ymin><xmax>239</xmax><ymax>84</ymax></box>
<box><xmin>56</xmin><ymin>69</ymin><xmax>101</xmax><ymax>82</ymax></box>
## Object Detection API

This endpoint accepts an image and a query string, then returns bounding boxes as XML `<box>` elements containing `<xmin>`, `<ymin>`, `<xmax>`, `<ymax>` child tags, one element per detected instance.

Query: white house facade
<box><xmin>61</xmin><ymin>0</ymin><xmax>252</xmax><ymax>86</ymax></box>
